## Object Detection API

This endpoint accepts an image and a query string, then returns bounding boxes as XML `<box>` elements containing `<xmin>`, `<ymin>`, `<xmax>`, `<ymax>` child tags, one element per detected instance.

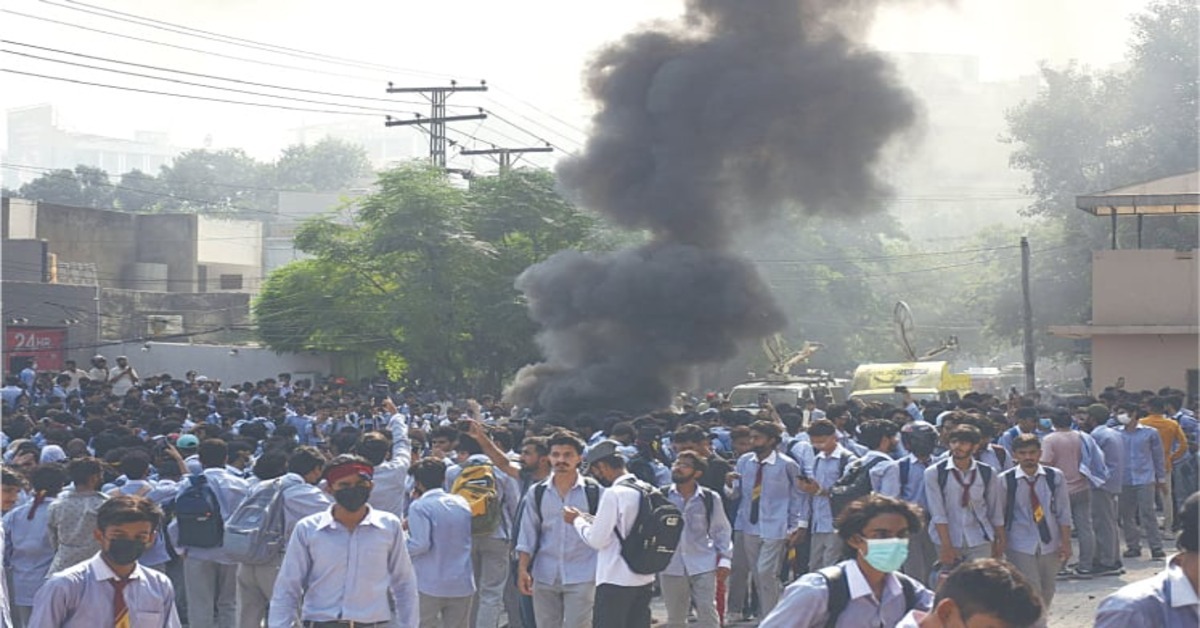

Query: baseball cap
<box><xmin>584</xmin><ymin>439</ymin><xmax>623</xmax><ymax>466</ymax></box>
<box><xmin>176</xmin><ymin>434</ymin><xmax>200</xmax><ymax>449</ymax></box>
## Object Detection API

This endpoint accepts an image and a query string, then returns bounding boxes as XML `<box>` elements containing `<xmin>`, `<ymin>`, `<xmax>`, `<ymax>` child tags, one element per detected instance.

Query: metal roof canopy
<box><xmin>1076</xmin><ymin>171</ymin><xmax>1200</xmax><ymax>248</ymax></box>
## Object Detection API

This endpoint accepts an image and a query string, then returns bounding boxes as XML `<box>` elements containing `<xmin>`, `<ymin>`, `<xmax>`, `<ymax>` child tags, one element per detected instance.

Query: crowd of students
<box><xmin>0</xmin><ymin>360</ymin><xmax>1197</xmax><ymax>627</ymax></box>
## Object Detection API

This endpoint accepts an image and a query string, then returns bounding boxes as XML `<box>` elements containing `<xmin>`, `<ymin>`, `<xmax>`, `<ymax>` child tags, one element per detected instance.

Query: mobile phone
<box><xmin>758</xmin><ymin>392</ymin><xmax>770</xmax><ymax>406</ymax></box>
<box><xmin>894</xmin><ymin>386</ymin><xmax>907</xmax><ymax>394</ymax></box>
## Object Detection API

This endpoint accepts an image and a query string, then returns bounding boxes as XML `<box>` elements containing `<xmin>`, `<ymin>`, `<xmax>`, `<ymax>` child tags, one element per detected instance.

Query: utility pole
<box><xmin>385</xmin><ymin>80</ymin><xmax>488</xmax><ymax>168</ymax></box>
<box><xmin>1021</xmin><ymin>236</ymin><xmax>1036</xmax><ymax>394</ymax></box>
<box><xmin>459</xmin><ymin>145</ymin><xmax>554</xmax><ymax>174</ymax></box>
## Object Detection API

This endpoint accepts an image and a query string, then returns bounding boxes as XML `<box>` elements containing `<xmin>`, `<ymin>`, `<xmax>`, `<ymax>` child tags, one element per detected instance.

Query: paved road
<box><xmin>647</xmin><ymin>534</ymin><xmax>1178</xmax><ymax>627</ymax></box>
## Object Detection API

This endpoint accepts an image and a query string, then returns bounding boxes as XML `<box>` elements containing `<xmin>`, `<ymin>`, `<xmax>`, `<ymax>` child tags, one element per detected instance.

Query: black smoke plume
<box><xmin>506</xmin><ymin>0</ymin><xmax>917</xmax><ymax>416</ymax></box>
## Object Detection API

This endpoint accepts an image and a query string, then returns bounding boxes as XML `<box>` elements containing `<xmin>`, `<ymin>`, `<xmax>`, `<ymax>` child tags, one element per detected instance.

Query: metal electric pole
<box><xmin>1021</xmin><ymin>236</ymin><xmax>1036</xmax><ymax>394</ymax></box>
<box><xmin>459</xmin><ymin>145</ymin><xmax>554</xmax><ymax>174</ymax></box>
<box><xmin>385</xmin><ymin>80</ymin><xmax>489</xmax><ymax>168</ymax></box>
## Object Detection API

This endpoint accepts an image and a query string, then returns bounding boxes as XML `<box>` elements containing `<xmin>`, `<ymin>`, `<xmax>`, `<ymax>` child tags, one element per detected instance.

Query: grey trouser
<box><xmin>1092</xmin><ymin>489</ymin><xmax>1120</xmax><ymax>567</ymax></box>
<box><xmin>726</xmin><ymin>531</ymin><xmax>751</xmax><ymax>616</ymax></box>
<box><xmin>469</xmin><ymin>535</ymin><xmax>510</xmax><ymax>628</ymax></box>
<box><xmin>1119</xmin><ymin>484</ymin><xmax>1162</xmax><ymax>551</ymax></box>
<box><xmin>1161</xmin><ymin>475</ymin><xmax>1175</xmax><ymax>531</ymax></box>
<box><xmin>808</xmin><ymin>532</ymin><xmax>842</xmax><ymax>572</ymax></box>
<box><xmin>1005</xmin><ymin>549</ymin><xmax>1060</xmax><ymax>609</ymax></box>
<box><xmin>1069</xmin><ymin>489</ymin><xmax>1095</xmax><ymax>570</ymax></box>
<box><xmin>742</xmin><ymin>533</ymin><xmax>787</xmax><ymax>616</ymax></box>
<box><xmin>661</xmin><ymin>572</ymin><xmax>719</xmax><ymax>628</ymax></box>
<box><xmin>531</xmin><ymin>580</ymin><xmax>595</xmax><ymax>628</ymax></box>
<box><xmin>13</xmin><ymin>605</ymin><xmax>31</xmax><ymax>628</ymax></box>
<box><xmin>903</xmin><ymin>525</ymin><xmax>938</xmax><ymax>587</ymax></box>
<box><xmin>183</xmin><ymin>557</ymin><xmax>238</xmax><ymax>628</ymax></box>
<box><xmin>419</xmin><ymin>592</ymin><xmax>472</xmax><ymax>628</ymax></box>
<box><xmin>236</xmin><ymin>558</ymin><xmax>282</xmax><ymax>628</ymax></box>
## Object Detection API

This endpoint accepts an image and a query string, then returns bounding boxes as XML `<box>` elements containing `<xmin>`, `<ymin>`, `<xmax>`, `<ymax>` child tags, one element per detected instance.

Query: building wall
<box><xmin>33</xmin><ymin>203</ymin><xmax>138</xmax><ymax>289</ymax></box>
<box><xmin>2</xmin><ymin>240</ymin><xmax>47</xmax><ymax>283</ymax></box>
<box><xmin>1</xmin><ymin>281</ymin><xmax>101</xmax><ymax>374</ymax></box>
<box><xmin>136</xmin><ymin>213</ymin><xmax>199</xmax><ymax>292</ymax></box>
<box><xmin>99</xmin><ymin>289</ymin><xmax>251</xmax><ymax>346</ymax></box>
<box><xmin>1092</xmin><ymin>249</ymin><xmax>1199</xmax><ymax>326</ymax></box>
<box><xmin>1091</xmin><ymin>333</ymin><xmax>1199</xmax><ymax>394</ymax></box>
<box><xmin>101</xmin><ymin>341</ymin><xmax>332</xmax><ymax>385</ymax></box>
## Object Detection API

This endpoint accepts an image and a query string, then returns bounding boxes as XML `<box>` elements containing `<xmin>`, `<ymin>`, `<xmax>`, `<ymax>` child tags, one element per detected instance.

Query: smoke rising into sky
<box><xmin>506</xmin><ymin>0</ymin><xmax>919</xmax><ymax>416</ymax></box>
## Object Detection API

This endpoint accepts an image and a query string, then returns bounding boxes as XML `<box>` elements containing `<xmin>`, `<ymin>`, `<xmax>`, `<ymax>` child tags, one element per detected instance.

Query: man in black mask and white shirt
<box><xmin>269</xmin><ymin>454</ymin><xmax>419</xmax><ymax>628</ymax></box>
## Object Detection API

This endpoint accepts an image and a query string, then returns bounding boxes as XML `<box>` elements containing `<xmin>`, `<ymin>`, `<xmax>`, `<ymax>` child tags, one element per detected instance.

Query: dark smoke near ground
<box><xmin>506</xmin><ymin>0</ymin><xmax>918</xmax><ymax>417</ymax></box>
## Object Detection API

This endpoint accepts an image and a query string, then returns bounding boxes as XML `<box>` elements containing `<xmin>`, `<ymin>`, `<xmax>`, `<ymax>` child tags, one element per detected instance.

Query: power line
<box><xmin>2</xmin><ymin>9</ymin><xmax>403</xmax><ymax>85</ymax></box>
<box><xmin>1</xmin><ymin>40</ymin><xmax>437</xmax><ymax>106</ymax></box>
<box><xmin>2</xmin><ymin>50</ymin><xmax>420</xmax><ymax>116</ymax></box>
<box><xmin>1</xmin><ymin>68</ymin><xmax>385</xmax><ymax>117</ymax></box>
<box><xmin>42</xmin><ymin>0</ymin><xmax>454</xmax><ymax>80</ymax></box>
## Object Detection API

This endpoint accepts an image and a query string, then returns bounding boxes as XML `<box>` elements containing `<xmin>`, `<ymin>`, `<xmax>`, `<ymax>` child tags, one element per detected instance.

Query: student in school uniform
<box><xmin>29</xmin><ymin>495</ymin><xmax>181</xmax><ymax>628</ymax></box>
<box><xmin>924</xmin><ymin>425</ymin><xmax>1003</xmax><ymax>569</ymax></box>
<box><xmin>759</xmin><ymin>495</ymin><xmax>934</xmax><ymax>628</ymax></box>
<box><xmin>995</xmin><ymin>433</ymin><xmax>1073</xmax><ymax>611</ymax></box>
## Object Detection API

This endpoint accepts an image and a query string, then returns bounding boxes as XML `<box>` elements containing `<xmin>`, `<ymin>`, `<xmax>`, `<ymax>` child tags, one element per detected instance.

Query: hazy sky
<box><xmin>1</xmin><ymin>0</ymin><xmax>1153</xmax><ymax>171</ymax></box>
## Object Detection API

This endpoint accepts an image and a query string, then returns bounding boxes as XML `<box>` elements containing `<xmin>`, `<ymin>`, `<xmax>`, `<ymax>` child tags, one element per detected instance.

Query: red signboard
<box><xmin>4</xmin><ymin>327</ymin><xmax>67</xmax><ymax>372</ymax></box>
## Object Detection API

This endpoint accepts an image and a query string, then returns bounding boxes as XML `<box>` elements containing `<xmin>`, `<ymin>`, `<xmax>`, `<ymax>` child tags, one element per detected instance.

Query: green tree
<box><xmin>275</xmin><ymin>138</ymin><xmax>372</xmax><ymax>192</ymax></box>
<box><xmin>114</xmin><ymin>169</ymin><xmax>162</xmax><ymax>211</ymax></box>
<box><xmin>978</xmin><ymin>0</ymin><xmax>1199</xmax><ymax>355</ymax></box>
<box><xmin>15</xmin><ymin>165</ymin><xmax>115</xmax><ymax>208</ymax></box>
<box><xmin>155</xmin><ymin>148</ymin><xmax>274</xmax><ymax>215</ymax></box>
<box><xmin>254</xmin><ymin>163</ymin><xmax>597</xmax><ymax>391</ymax></box>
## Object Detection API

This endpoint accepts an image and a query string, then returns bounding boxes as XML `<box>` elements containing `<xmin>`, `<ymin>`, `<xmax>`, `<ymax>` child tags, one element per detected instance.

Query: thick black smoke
<box><xmin>506</xmin><ymin>0</ymin><xmax>917</xmax><ymax>416</ymax></box>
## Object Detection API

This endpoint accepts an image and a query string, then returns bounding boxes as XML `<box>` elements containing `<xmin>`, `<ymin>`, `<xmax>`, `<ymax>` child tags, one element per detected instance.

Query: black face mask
<box><xmin>334</xmin><ymin>485</ymin><xmax>371</xmax><ymax>511</ymax></box>
<box><xmin>105</xmin><ymin>538</ymin><xmax>146</xmax><ymax>566</ymax></box>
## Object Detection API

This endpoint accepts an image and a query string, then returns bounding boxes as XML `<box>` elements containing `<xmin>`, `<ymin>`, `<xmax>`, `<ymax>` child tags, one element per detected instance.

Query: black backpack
<box><xmin>627</xmin><ymin>456</ymin><xmax>659</xmax><ymax>485</ymax></box>
<box><xmin>616</xmin><ymin>478</ymin><xmax>683</xmax><ymax>574</ymax></box>
<box><xmin>829</xmin><ymin>455</ymin><xmax>889</xmax><ymax>519</ymax></box>
<box><xmin>534</xmin><ymin>477</ymin><xmax>602</xmax><ymax>523</ymax></box>
<box><xmin>1003</xmin><ymin>467</ymin><xmax>1058</xmax><ymax>530</ymax></box>
<box><xmin>175</xmin><ymin>474</ymin><xmax>225</xmax><ymax>548</ymax></box>
<box><xmin>819</xmin><ymin>565</ymin><xmax>919</xmax><ymax>628</ymax></box>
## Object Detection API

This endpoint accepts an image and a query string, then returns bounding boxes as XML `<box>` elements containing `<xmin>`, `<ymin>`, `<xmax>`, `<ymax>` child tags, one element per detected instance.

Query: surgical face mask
<box><xmin>1038</xmin><ymin>418</ymin><xmax>1053</xmax><ymax>430</ymax></box>
<box><xmin>861</xmin><ymin>538</ymin><xmax>909</xmax><ymax>573</ymax></box>
<box><xmin>1116</xmin><ymin>413</ymin><xmax>1132</xmax><ymax>425</ymax></box>
<box><xmin>104</xmin><ymin>538</ymin><xmax>146</xmax><ymax>566</ymax></box>
<box><xmin>333</xmin><ymin>485</ymin><xmax>371</xmax><ymax>511</ymax></box>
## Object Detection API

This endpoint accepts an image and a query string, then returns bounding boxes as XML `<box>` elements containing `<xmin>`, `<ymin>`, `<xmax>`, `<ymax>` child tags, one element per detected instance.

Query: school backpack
<box><xmin>627</xmin><ymin>456</ymin><xmax>659</xmax><ymax>485</ymax></box>
<box><xmin>1003</xmin><ymin>467</ymin><xmax>1058</xmax><ymax>530</ymax></box>
<box><xmin>829</xmin><ymin>455</ymin><xmax>890</xmax><ymax>519</ymax></box>
<box><xmin>819</xmin><ymin>564</ymin><xmax>919</xmax><ymax>628</ymax></box>
<box><xmin>451</xmin><ymin>460</ymin><xmax>503</xmax><ymax>535</ymax></box>
<box><xmin>224</xmin><ymin>477</ymin><xmax>288</xmax><ymax>564</ymax></box>
<box><xmin>175</xmin><ymin>474</ymin><xmax>224</xmax><ymax>548</ymax></box>
<box><xmin>534</xmin><ymin>477</ymin><xmax>602</xmax><ymax>523</ymax></box>
<box><xmin>616</xmin><ymin>478</ymin><xmax>684</xmax><ymax>574</ymax></box>
<box><xmin>935</xmin><ymin>460</ymin><xmax>995</xmax><ymax>540</ymax></box>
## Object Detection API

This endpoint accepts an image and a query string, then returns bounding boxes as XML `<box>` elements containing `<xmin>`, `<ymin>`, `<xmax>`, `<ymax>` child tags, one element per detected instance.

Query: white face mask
<box><xmin>1116</xmin><ymin>413</ymin><xmax>1132</xmax><ymax>425</ymax></box>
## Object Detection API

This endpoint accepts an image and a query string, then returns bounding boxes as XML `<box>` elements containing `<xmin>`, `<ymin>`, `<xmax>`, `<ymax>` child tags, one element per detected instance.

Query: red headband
<box><xmin>323</xmin><ymin>463</ymin><xmax>374</xmax><ymax>485</ymax></box>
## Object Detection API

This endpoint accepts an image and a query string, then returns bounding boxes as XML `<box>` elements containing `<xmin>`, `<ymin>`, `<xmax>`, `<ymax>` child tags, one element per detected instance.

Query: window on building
<box><xmin>219</xmin><ymin>274</ymin><xmax>244</xmax><ymax>290</ymax></box>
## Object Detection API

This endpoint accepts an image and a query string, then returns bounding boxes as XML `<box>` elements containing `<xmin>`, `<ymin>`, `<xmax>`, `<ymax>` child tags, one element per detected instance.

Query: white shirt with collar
<box><xmin>572</xmin><ymin>473</ymin><xmax>656</xmax><ymax>588</ymax></box>
<box><xmin>1167</xmin><ymin>556</ymin><xmax>1200</xmax><ymax>618</ymax></box>
<box><xmin>28</xmin><ymin>552</ymin><xmax>181</xmax><ymax>628</ymax></box>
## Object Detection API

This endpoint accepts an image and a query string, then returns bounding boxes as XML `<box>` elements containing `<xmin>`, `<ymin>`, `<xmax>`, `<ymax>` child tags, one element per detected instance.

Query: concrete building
<box><xmin>264</xmin><ymin>190</ymin><xmax>365</xmax><ymax>273</ymax></box>
<box><xmin>4</xmin><ymin>105</ymin><xmax>184</xmax><ymax>189</ymax></box>
<box><xmin>1049</xmin><ymin>172</ymin><xmax>1200</xmax><ymax>400</ymax></box>
<box><xmin>1</xmin><ymin>198</ymin><xmax>262</xmax><ymax>373</ymax></box>
<box><xmin>2</xmin><ymin>198</ymin><xmax>262</xmax><ymax>293</ymax></box>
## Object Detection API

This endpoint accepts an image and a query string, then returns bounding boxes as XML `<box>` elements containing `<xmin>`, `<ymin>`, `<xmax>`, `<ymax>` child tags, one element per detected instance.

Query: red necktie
<box><xmin>112</xmin><ymin>577</ymin><xmax>131</xmax><ymax>628</ymax></box>
<box><xmin>1025</xmin><ymin>477</ymin><xmax>1053</xmax><ymax>543</ymax></box>
<box><xmin>952</xmin><ymin>468</ymin><xmax>976</xmax><ymax>508</ymax></box>
<box><xmin>749</xmin><ymin>460</ymin><xmax>764</xmax><ymax>524</ymax></box>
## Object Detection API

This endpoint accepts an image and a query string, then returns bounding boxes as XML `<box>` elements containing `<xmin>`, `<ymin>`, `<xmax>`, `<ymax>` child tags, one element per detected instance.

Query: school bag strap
<box><xmin>820</xmin><ymin>564</ymin><xmax>919</xmax><ymax>628</ymax></box>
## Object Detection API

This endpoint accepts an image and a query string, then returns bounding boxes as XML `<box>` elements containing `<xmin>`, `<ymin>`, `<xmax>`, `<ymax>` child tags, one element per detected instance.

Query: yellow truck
<box><xmin>848</xmin><ymin>361</ymin><xmax>972</xmax><ymax>405</ymax></box>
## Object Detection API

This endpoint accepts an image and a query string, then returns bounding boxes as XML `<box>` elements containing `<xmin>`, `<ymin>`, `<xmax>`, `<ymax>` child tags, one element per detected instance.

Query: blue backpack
<box><xmin>175</xmin><ymin>474</ymin><xmax>225</xmax><ymax>548</ymax></box>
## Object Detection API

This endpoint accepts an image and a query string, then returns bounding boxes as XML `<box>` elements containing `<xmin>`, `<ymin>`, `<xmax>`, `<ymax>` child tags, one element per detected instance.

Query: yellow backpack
<box><xmin>451</xmin><ymin>461</ymin><xmax>502</xmax><ymax>535</ymax></box>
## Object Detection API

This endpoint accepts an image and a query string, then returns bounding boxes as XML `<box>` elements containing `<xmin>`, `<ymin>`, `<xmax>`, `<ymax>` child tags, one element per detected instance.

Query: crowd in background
<box><xmin>1</xmin><ymin>353</ymin><xmax>1197</xmax><ymax>627</ymax></box>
